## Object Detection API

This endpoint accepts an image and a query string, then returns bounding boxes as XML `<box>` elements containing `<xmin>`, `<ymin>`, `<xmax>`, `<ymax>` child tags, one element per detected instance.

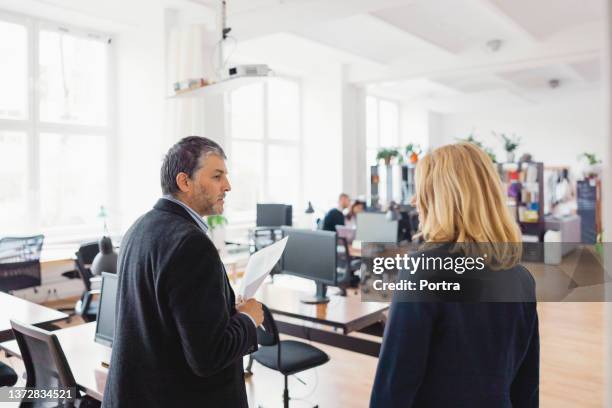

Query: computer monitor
<box><xmin>94</xmin><ymin>272</ymin><xmax>118</xmax><ymax>347</ymax></box>
<box><xmin>355</xmin><ymin>213</ymin><xmax>398</xmax><ymax>243</ymax></box>
<box><xmin>256</xmin><ymin>204</ymin><xmax>292</xmax><ymax>227</ymax></box>
<box><xmin>280</xmin><ymin>227</ymin><xmax>337</xmax><ymax>304</ymax></box>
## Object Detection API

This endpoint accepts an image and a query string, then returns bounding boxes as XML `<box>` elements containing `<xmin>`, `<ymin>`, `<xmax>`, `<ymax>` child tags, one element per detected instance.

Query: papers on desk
<box><xmin>239</xmin><ymin>236</ymin><xmax>288</xmax><ymax>299</ymax></box>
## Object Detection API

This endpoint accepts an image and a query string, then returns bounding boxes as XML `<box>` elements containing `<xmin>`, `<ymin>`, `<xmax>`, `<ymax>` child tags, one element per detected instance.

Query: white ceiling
<box><xmin>487</xmin><ymin>0</ymin><xmax>603</xmax><ymax>40</ymax></box>
<box><xmin>224</xmin><ymin>0</ymin><xmax>605</xmax><ymax>112</ymax></box>
<box><xmin>2</xmin><ymin>0</ymin><xmax>605</xmax><ymax>113</ymax></box>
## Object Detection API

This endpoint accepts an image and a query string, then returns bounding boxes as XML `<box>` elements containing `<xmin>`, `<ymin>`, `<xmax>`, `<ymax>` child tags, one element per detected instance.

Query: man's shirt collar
<box><xmin>162</xmin><ymin>195</ymin><xmax>209</xmax><ymax>233</ymax></box>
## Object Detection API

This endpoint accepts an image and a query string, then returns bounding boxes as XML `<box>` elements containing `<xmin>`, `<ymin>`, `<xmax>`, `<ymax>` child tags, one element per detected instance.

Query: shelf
<box><xmin>167</xmin><ymin>75</ymin><xmax>269</xmax><ymax>99</ymax></box>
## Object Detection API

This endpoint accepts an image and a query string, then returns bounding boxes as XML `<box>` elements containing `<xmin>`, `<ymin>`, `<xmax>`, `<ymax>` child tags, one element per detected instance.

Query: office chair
<box><xmin>250</xmin><ymin>228</ymin><xmax>283</xmax><ymax>279</ymax></box>
<box><xmin>336</xmin><ymin>237</ymin><xmax>361</xmax><ymax>296</ymax></box>
<box><xmin>73</xmin><ymin>242</ymin><xmax>100</xmax><ymax>322</ymax></box>
<box><xmin>10</xmin><ymin>320</ymin><xmax>100</xmax><ymax>408</ymax></box>
<box><xmin>246</xmin><ymin>304</ymin><xmax>329</xmax><ymax>408</ymax></box>
<box><xmin>0</xmin><ymin>235</ymin><xmax>44</xmax><ymax>293</ymax></box>
<box><xmin>0</xmin><ymin>361</ymin><xmax>18</xmax><ymax>387</ymax></box>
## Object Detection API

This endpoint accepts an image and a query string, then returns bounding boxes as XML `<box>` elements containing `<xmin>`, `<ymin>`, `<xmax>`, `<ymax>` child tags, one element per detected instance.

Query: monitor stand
<box><xmin>300</xmin><ymin>282</ymin><xmax>330</xmax><ymax>304</ymax></box>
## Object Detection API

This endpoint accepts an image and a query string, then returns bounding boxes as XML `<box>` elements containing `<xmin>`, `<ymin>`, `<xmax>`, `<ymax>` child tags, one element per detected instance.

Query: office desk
<box><xmin>1</xmin><ymin>322</ymin><xmax>108</xmax><ymax>401</ymax></box>
<box><xmin>256</xmin><ymin>282</ymin><xmax>388</xmax><ymax>357</ymax></box>
<box><xmin>0</xmin><ymin>292</ymin><xmax>68</xmax><ymax>341</ymax></box>
<box><xmin>41</xmin><ymin>243</ymin><xmax>248</xmax><ymax>272</ymax></box>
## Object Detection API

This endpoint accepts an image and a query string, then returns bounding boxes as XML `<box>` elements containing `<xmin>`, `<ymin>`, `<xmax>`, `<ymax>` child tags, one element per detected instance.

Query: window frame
<box><xmin>0</xmin><ymin>9</ymin><xmax>116</xmax><ymax>240</ymax></box>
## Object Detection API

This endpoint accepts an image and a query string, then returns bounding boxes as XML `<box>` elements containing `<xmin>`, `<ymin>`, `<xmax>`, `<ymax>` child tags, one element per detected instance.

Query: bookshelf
<box><xmin>498</xmin><ymin>161</ymin><xmax>546</xmax><ymax>242</ymax></box>
<box><xmin>401</xmin><ymin>164</ymin><xmax>416</xmax><ymax>205</ymax></box>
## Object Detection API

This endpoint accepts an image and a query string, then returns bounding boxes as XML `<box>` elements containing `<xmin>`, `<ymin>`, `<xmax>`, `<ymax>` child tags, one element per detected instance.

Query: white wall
<box><xmin>431</xmin><ymin>89</ymin><xmax>604</xmax><ymax>174</ymax></box>
<box><xmin>115</xmin><ymin>10</ymin><xmax>166</xmax><ymax>232</ymax></box>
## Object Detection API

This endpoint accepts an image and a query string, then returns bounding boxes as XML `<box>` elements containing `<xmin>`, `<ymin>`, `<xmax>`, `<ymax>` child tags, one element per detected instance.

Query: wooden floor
<box><xmin>538</xmin><ymin>302</ymin><xmax>604</xmax><ymax>408</ymax></box>
<box><xmin>0</xmin><ymin>302</ymin><xmax>605</xmax><ymax>407</ymax></box>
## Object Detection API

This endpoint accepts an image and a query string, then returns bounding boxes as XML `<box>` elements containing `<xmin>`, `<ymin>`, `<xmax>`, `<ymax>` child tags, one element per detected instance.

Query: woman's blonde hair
<box><xmin>415</xmin><ymin>142</ymin><xmax>522</xmax><ymax>268</ymax></box>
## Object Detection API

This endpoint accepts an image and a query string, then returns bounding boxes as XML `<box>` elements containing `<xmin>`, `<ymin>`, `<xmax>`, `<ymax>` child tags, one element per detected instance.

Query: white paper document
<box><xmin>239</xmin><ymin>236</ymin><xmax>289</xmax><ymax>299</ymax></box>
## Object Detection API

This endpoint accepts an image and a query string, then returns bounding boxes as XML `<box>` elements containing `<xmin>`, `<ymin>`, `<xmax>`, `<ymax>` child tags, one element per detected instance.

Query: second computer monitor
<box><xmin>256</xmin><ymin>204</ymin><xmax>292</xmax><ymax>227</ymax></box>
<box><xmin>94</xmin><ymin>272</ymin><xmax>118</xmax><ymax>347</ymax></box>
<box><xmin>355</xmin><ymin>212</ymin><xmax>398</xmax><ymax>243</ymax></box>
<box><xmin>280</xmin><ymin>227</ymin><xmax>337</xmax><ymax>303</ymax></box>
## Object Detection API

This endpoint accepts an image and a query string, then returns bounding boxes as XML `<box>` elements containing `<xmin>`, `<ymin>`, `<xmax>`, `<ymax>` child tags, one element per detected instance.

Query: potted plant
<box><xmin>595</xmin><ymin>232</ymin><xmax>603</xmax><ymax>258</ymax></box>
<box><xmin>579</xmin><ymin>152</ymin><xmax>602</xmax><ymax>179</ymax></box>
<box><xmin>405</xmin><ymin>143</ymin><xmax>421</xmax><ymax>164</ymax></box>
<box><xmin>494</xmin><ymin>132</ymin><xmax>520</xmax><ymax>162</ymax></box>
<box><xmin>458</xmin><ymin>134</ymin><xmax>497</xmax><ymax>163</ymax></box>
<box><xmin>376</xmin><ymin>148</ymin><xmax>401</xmax><ymax>166</ymax></box>
<box><xmin>207</xmin><ymin>215</ymin><xmax>228</xmax><ymax>250</ymax></box>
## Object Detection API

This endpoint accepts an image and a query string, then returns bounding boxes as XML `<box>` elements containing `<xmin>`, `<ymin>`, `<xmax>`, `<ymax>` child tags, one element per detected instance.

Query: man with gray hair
<box><xmin>103</xmin><ymin>136</ymin><xmax>263</xmax><ymax>408</ymax></box>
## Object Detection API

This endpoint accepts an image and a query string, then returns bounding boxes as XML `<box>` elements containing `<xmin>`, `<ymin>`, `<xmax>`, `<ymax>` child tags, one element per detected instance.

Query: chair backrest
<box><xmin>256</xmin><ymin>304</ymin><xmax>281</xmax><ymax>370</ymax></box>
<box><xmin>10</xmin><ymin>320</ymin><xmax>77</xmax><ymax>406</ymax></box>
<box><xmin>0</xmin><ymin>235</ymin><xmax>44</xmax><ymax>292</ymax></box>
<box><xmin>250</xmin><ymin>229</ymin><xmax>284</xmax><ymax>276</ymax></box>
<box><xmin>257</xmin><ymin>304</ymin><xmax>279</xmax><ymax>347</ymax></box>
<box><xmin>0</xmin><ymin>235</ymin><xmax>44</xmax><ymax>262</ymax></box>
<box><xmin>250</xmin><ymin>228</ymin><xmax>283</xmax><ymax>252</ymax></box>
<box><xmin>75</xmin><ymin>242</ymin><xmax>99</xmax><ymax>292</ymax></box>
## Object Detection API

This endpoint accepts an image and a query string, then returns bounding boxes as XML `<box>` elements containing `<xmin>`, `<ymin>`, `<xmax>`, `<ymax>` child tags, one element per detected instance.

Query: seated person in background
<box><xmin>322</xmin><ymin>193</ymin><xmax>350</xmax><ymax>231</ymax></box>
<box><xmin>344</xmin><ymin>200</ymin><xmax>366</xmax><ymax>228</ymax></box>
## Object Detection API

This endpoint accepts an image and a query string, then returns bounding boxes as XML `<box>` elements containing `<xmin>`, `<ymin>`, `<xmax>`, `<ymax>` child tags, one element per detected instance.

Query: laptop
<box><xmin>335</xmin><ymin>225</ymin><xmax>357</xmax><ymax>244</ymax></box>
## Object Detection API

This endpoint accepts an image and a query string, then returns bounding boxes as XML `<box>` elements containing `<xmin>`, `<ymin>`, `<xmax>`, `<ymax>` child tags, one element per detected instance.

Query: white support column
<box><xmin>341</xmin><ymin>68</ymin><xmax>367</xmax><ymax>198</ymax></box>
<box><xmin>604</xmin><ymin>1</ymin><xmax>612</xmax><ymax>407</ymax></box>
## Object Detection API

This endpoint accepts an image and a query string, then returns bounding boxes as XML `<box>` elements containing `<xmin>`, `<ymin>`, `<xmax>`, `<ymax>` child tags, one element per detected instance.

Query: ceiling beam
<box><xmin>469</xmin><ymin>0</ymin><xmax>537</xmax><ymax>43</ymax></box>
<box><xmin>349</xmin><ymin>48</ymin><xmax>601</xmax><ymax>84</ymax></box>
<box><xmin>225</xmin><ymin>0</ymin><xmax>414</xmax><ymax>41</ymax></box>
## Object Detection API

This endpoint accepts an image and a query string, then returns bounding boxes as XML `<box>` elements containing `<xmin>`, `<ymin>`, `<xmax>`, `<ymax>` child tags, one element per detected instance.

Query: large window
<box><xmin>366</xmin><ymin>96</ymin><xmax>400</xmax><ymax>204</ymax></box>
<box><xmin>0</xmin><ymin>12</ymin><xmax>113</xmax><ymax>237</ymax></box>
<box><xmin>226</xmin><ymin>78</ymin><xmax>302</xmax><ymax>222</ymax></box>
<box><xmin>366</xmin><ymin>96</ymin><xmax>400</xmax><ymax>164</ymax></box>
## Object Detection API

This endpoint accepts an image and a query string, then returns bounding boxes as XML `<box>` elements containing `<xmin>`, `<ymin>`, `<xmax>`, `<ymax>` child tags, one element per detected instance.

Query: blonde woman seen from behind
<box><xmin>370</xmin><ymin>143</ymin><xmax>539</xmax><ymax>408</ymax></box>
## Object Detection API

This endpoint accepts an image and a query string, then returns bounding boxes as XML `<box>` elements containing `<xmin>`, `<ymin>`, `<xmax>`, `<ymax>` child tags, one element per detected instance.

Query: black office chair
<box><xmin>10</xmin><ymin>319</ymin><xmax>100</xmax><ymax>407</ymax></box>
<box><xmin>336</xmin><ymin>237</ymin><xmax>361</xmax><ymax>296</ymax></box>
<box><xmin>74</xmin><ymin>242</ymin><xmax>100</xmax><ymax>322</ymax></box>
<box><xmin>250</xmin><ymin>228</ymin><xmax>283</xmax><ymax>252</ymax></box>
<box><xmin>0</xmin><ymin>235</ymin><xmax>44</xmax><ymax>293</ymax></box>
<box><xmin>0</xmin><ymin>361</ymin><xmax>18</xmax><ymax>387</ymax></box>
<box><xmin>246</xmin><ymin>304</ymin><xmax>329</xmax><ymax>408</ymax></box>
<box><xmin>250</xmin><ymin>228</ymin><xmax>283</xmax><ymax>279</ymax></box>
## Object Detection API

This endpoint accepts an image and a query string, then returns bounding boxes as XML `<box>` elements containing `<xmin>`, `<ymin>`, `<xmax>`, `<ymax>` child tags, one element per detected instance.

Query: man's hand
<box><xmin>237</xmin><ymin>298</ymin><xmax>264</xmax><ymax>327</ymax></box>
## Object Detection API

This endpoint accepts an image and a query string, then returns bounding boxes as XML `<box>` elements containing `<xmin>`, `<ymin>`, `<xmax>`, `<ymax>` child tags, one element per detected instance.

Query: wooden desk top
<box><xmin>40</xmin><ymin>243</ymin><xmax>249</xmax><ymax>267</ymax></box>
<box><xmin>0</xmin><ymin>292</ymin><xmax>67</xmax><ymax>336</ymax></box>
<box><xmin>256</xmin><ymin>282</ymin><xmax>388</xmax><ymax>334</ymax></box>
<box><xmin>1</xmin><ymin>322</ymin><xmax>108</xmax><ymax>401</ymax></box>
